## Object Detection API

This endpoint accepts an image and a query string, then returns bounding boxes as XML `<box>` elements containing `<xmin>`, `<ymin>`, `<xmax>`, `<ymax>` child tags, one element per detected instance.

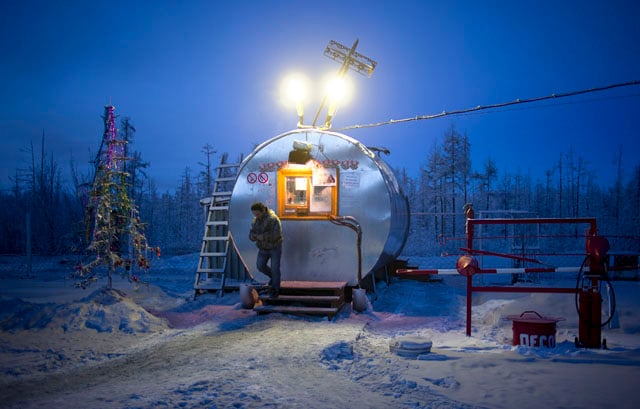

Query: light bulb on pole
<box><xmin>312</xmin><ymin>39</ymin><xmax>376</xmax><ymax>129</ymax></box>
<box><xmin>280</xmin><ymin>73</ymin><xmax>310</xmax><ymax>127</ymax></box>
<box><xmin>324</xmin><ymin>76</ymin><xmax>352</xmax><ymax>128</ymax></box>
<box><xmin>282</xmin><ymin>39</ymin><xmax>377</xmax><ymax>129</ymax></box>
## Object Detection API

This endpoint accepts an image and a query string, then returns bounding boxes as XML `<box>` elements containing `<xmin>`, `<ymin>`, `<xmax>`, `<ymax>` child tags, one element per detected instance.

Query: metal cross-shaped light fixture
<box><xmin>311</xmin><ymin>39</ymin><xmax>377</xmax><ymax>129</ymax></box>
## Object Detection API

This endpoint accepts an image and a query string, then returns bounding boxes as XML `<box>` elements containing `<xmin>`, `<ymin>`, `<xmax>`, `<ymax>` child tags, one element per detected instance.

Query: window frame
<box><xmin>277</xmin><ymin>166</ymin><xmax>339</xmax><ymax>220</ymax></box>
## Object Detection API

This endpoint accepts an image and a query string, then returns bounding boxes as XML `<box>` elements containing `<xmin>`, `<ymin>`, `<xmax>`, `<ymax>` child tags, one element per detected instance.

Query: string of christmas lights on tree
<box><xmin>73</xmin><ymin>104</ymin><xmax>159</xmax><ymax>289</ymax></box>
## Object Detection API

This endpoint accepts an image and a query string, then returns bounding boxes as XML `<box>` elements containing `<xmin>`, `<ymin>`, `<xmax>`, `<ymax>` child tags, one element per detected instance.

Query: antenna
<box><xmin>311</xmin><ymin>39</ymin><xmax>378</xmax><ymax>128</ymax></box>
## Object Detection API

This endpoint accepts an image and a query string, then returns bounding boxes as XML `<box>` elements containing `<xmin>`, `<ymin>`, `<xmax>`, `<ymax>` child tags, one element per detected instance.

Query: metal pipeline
<box><xmin>328</xmin><ymin>215</ymin><xmax>362</xmax><ymax>287</ymax></box>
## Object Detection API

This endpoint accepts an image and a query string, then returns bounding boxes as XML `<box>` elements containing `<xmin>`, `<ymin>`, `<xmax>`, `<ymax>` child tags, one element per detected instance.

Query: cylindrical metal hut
<box><xmin>228</xmin><ymin>128</ymin><xmax>409</xmax><ymax>286</ymax></box>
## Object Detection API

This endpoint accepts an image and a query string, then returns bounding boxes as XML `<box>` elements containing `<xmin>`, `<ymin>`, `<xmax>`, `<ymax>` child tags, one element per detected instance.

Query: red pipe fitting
<box><xmin>456</xmin><ymin>255</ymin><xmax>479</xmax><ymax>276</ymax></box>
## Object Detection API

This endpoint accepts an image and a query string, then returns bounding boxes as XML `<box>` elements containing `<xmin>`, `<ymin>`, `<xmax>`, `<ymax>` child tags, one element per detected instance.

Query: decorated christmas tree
<box><xmin>74</xmin><ymin>104</ymin><xmax>159</xmax><ymax>289</ymax></box>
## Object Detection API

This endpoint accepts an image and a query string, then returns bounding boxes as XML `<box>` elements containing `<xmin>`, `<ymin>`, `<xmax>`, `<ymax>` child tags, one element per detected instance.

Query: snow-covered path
<box><xmin>4</xmin><ymin>307</ymin><xmax>640</xmax><ymax>409</ymax></box>
<box><xmin>2</xmin><ymin>255</ymin><xmax>640</xmax><ymax>408</ymax></box>
<box><xmin>1</xmin><ymin>315</ymin><xmax>472</xmax><ymax>409</ymax></box>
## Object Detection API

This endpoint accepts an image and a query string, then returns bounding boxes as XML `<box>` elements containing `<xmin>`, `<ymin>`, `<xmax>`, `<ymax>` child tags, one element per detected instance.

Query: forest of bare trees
<box><xmin>1</xmin><ymin>123</ymin><xmax>639</xmax><ymax>259</ymax></box>
<box><xmin>0</xmin><ymin>120</ymin><xmax>210</xmax><ymax>258</ymax></box>
<box><xmin>401</xmin><ymin>125</ymin><xmax>640</xmax><ymax>256</ymax></box>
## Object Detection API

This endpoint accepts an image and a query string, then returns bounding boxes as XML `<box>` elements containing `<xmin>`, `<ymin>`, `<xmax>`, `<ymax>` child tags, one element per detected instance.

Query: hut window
<box><xmin>278</xmin><ymin>166</ymin><xmax>338</xmax><ymax>219</ymax></box>
<box><xmin>287</xmin><ymin>176</ymin><xmax>308</xmax><ymax>206</ymax></box>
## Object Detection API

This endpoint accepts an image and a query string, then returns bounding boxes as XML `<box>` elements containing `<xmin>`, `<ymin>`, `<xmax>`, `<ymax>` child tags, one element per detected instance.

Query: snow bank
<box><xmin>1</xmin><ymin>288</ymin><xmax>169</xmax><ymax>334</ymax></box>
<box><xmin>1</xmin><ymin>254</ymin><xmax>639</xmax><ymax>408</ymax></box>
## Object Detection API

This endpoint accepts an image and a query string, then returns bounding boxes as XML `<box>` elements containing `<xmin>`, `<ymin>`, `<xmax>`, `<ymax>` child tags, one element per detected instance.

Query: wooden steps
<box><xmin>253</xmin><ymin>280</ymin><xmax>347</xmax><ymax>320</ymax></box>
<box><xmin>254</xmin><ymin>305</ymin><xmax>340</xmax><ymax>316</ymax></box>
<box><xmin>262</xmin><ymin>294</ymin><xmax>341</xmax><ymax>303</ymax></box>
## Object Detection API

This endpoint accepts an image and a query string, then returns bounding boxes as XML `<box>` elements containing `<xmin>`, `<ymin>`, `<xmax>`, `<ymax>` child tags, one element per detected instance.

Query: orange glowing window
<box><xmin>277</xmin><ymin>165</ymin><xmax>338</xmax><ymax>219</ymax></box>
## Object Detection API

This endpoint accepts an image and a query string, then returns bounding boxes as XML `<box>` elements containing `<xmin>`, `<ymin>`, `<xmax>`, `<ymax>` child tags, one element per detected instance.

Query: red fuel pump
<box><xmin>575</xmin><ymin>235</ymin><xmax>615</xmax><ymax>349</ymax></box>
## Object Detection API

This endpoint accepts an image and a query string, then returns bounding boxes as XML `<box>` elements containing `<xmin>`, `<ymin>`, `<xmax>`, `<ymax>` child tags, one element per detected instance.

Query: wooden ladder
<box><xmin>194</xmin><ymin>157</ymin><xmax>241</xmax><ymax>298</ymax></box>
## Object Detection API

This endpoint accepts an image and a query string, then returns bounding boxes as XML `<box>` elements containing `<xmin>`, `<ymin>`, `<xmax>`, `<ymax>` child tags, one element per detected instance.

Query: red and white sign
<box><xmin>258</xmin><ymin>172</ymin><xmax>269</xmax><ymax>184</ymax></box>
<box><xmin>247</xmin><ymin>172</ymin><xmax>257</xmax><ymax>184</ymax></box>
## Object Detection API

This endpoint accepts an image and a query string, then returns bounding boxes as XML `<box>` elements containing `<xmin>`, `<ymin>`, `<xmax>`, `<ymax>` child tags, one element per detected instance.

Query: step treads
<box><xmin>258</xmin><ymin>294</ymin><xmax>341</xmax><ymax>303</ymax></box>
<box><xmin>253</xmin><ymin>305</ymin><xmax>339</xmax><ymax>315</ymax></box>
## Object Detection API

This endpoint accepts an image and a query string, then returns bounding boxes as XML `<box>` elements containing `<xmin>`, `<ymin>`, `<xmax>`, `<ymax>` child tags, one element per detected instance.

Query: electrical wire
<box><xmin>452</xmin><ymin>92</ymin><xmax>640</xmax><ymax>118</ymax></box>
<box><xmin>335</xmin><ymin>80</ymin><xmax>640</xmax><ymax>131</ymax></box>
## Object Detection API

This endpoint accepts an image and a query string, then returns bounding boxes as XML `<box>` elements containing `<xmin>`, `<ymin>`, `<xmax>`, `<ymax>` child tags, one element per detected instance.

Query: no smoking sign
<box><xmin>247</xmin><ymin>172</ymin><xmax>269</xmax><ymax>184</ymax></box>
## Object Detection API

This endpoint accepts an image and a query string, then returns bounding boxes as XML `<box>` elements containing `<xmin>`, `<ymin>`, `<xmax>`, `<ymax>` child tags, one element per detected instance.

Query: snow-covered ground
<box><xmin>1</xmin><ymin>254</ymin><xmax>639</xmax><ymax>409</ymax></box>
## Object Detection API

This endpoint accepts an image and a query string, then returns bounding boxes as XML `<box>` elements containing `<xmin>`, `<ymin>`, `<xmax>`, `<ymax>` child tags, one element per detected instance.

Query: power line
<box><xmin>335</xmin><ymin>80</ymin><xmax>640</xmax><ymax>131</ymax></box>
<box><xmin>451</xmin><ymin>92</ymin><xmax>640</xmax><ymax>118</ymax></box>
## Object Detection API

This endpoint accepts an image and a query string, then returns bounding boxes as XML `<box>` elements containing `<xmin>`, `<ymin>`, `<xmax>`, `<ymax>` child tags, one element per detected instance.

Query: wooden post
<box><xmin>466</xmin><ymin>274</ymin><xmax>472</xmax><ymax>336</ymax></box>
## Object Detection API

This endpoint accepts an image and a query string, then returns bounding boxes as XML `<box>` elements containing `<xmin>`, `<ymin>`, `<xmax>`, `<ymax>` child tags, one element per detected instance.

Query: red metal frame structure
<box><xmin>461</xmin><ymin>217</ymin><xmax>598</xmax><ymax>336</ymax></box>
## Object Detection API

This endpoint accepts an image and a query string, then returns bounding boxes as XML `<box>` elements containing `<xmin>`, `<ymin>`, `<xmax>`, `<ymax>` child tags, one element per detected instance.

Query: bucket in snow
<box><xmin>352</xmin><ymin>288</ymin><xmax>368</xmax><ymax>313</ymax></box>
<box><xmin>239</xmin><ymin>284</ymin><xmax>259</xmax><ymax>309</ymax></box>
<box><xmin>505</xmin><ymin>311</ymin><xmax>564</xmax><ymax>348</ymax></box>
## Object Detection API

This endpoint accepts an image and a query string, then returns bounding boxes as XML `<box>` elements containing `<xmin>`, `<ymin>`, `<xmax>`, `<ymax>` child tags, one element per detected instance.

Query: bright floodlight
<box><xmin>324</xmin><ymin>75</ymin><xmax>353</xmax><ymax>119</ymax></box>
<box><xmin>325</xmin><ymin>75</ymin><xmax>353</xmax><ymax>108</ymax></box>
<box><xmin>280</xmin><ymin>73</ymin><xmax>310</xmax><ymax>117</ymax></box>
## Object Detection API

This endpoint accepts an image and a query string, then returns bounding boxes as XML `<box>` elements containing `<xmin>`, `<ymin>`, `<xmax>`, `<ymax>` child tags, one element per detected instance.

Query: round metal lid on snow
<box><xmin>389</xmin><ymin>336</ymin><xmax>433</xmax><ymax>358</ymax></box>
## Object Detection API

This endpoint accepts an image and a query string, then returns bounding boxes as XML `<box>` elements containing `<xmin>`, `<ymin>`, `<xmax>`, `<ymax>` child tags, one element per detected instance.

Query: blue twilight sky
<box><xmin>1</xmin><ymin>0</ymin><xmax>639</xmax><ymax>192</ymax></box>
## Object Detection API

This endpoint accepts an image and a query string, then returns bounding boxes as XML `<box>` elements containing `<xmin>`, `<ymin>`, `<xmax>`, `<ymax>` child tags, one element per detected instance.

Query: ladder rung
<box><xmin>215</xmin><ymin>177</ymin><xmax>236</xmax><ymax>182</ymax></box>
<box><xmin>201</xmin><ymin>252</ymin><xmax>227</xmax><ymax>257</ymax></box>
<box><xmin>217</xmin><ymin>163</ymin><xmax>241</xmax><ymax>169</ymax></box>
<box><xmin>209</xmin><ymin>205</ymin><xmax>229</xmax><ymax>211</ymax></box>
<box><xmin>206</xmin><ymin>221</ymin><xmax>228</xmax><ymax>226</ymax></box>
<box><xmin>197</xmin><ymin>268</ymin><xmax>225</xmax><ymax>274</ymax></box>
<box><xmin>194</xmin><ymin>283</ymin><xmax>223</xmax><ymax>290</ymax></box>
<box><xmin>212</xmin><ymin>191</ymin><xmax>233</xmax><ymax>196</ymax></box>
<box><xmin>203</xmin><ymin>236</ymin><xmax>228</xmax><ymax>241</ymax></box>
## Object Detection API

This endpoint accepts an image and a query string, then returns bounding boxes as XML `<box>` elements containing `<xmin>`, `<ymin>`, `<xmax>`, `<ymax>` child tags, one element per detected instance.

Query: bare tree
<box><xmin>441</xmin><ymin>124</ymin><xmax>472</xmax><ymax>237</ymax></box>
<box><xmin>23</xmin><ymin>132</ymin><xmax>64</xmax><ymax>253</ymax></box>
<box><xmin>558</xmin><ymin>154</ymin><xmax>563</xmax><ymax>217</ymax></box>
<box><xmin>198</xmin><ymin>144</ymin><xmax>216</xmax><ymax>197</ymax></box>
<box><xmin>614</xmin><ymin>145</ymin><xmax>623</xmax><ymax>230</ymax></box>
<box><xmin>482</xmin><ymin>157</ymin><xmax>498</xmax><ymax>211</ymax></box>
